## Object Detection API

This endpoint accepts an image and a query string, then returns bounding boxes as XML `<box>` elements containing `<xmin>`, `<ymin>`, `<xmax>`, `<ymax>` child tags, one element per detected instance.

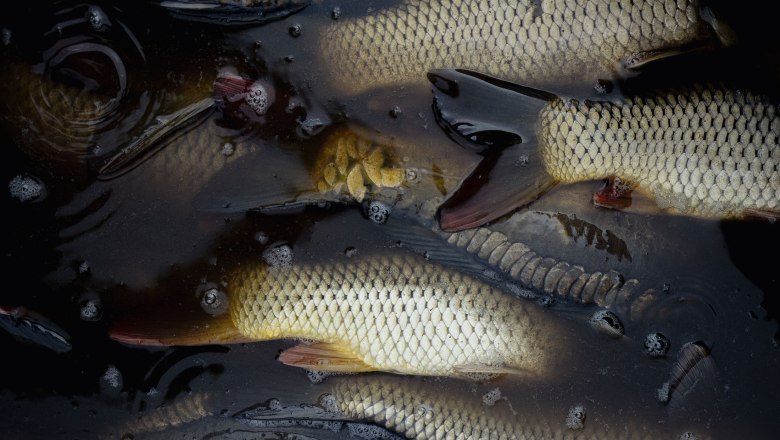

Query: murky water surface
<box><xmin>1</xmin><ymin>1</ymin><xmax>779</xmax><ymax>439</ymax></box>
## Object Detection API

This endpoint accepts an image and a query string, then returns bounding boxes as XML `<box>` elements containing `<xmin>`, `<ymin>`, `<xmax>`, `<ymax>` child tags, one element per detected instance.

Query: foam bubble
<box><xmin>367</xmin><ymin>201</ymin><xmax>391</xmax><ymax>224</ymax></box>
<box><xmin>347</xmin><ymin>423</ymin><xmax>396</xmax><ymax>439</ymax></box>
<box><xmin>2</xmin><ymin>28</ymin><xmax>11</xmax><ymax>46</ymax></box>
<box><xmin>262</xmin><ymin>243</ymin><xmax>293</xmax><ymax>271</ymax></box>
<box><xmin>565</xmin><ymin>404</ymin><xmax>586</xmax><ymax>430</ymax></box>
<box><xmin>87</xmin><ymin>6</ymin><xmax>107</xmax><ymax>31</ymax></box>
<box><xmin>77</xmin><ymin>260</ymin><xmax>90</xmax><ymax>275</ymax></box>
<box><xmin>79</xmin><ymin>298</ymin><xmax>102</xmax><ymax>322</ymax></box>
<box><xmin>482</xmin><ymin>387</ymin><xmax>502</xmax><ymax>406</ymax></box>
<box><xmin>588</xmin><ymin>310</ymin><xmax>624</xmax><ymax>337</ymax></box>
<box><xmin>102</xmin><ymin>365</ymin><xmax>122</xmax><ymax>389</ymax></box>
<box><xmin>221</xmin><ymin>142</ymin><xmax>235</xmax><ymax>157</ymax></box>
<box><xmin>307</xmin><ymin>369</ymin><xmax>333</xmax><ymax>384</ymax></box>
<box><xmin>254</xmin><ymin>231</ymin><xmax>269</xmax><ymax>244</ymax></box>
<box><xmin>266</xmin><ymin>398</ymin><xmax>283</xmax><ymax>411</ymax></box>
<box><xmin>644</xmin><ymin>332</ymin><xmax>671</xmax><ymax>357</ymax></box>
<box><xmin>318</xmin><ymin>393</ymin><xmax>341</xmax><ymax>414</ymax></box>
<box><xmin>9</xmin><ymin>175</ymin><xmax>45</xmax><ymax>202</ymax></box>
<box><xmin>246</xmin><ymin>82</ymin><xmax>272</xmax><ymax>116</ymax></box>
<box><xmin>679</xmin><ymin>432</ymin><xmax>698</xmax><ymax>440</ymax></box>
<box><xmin>196</xmin><ymin>282</ymin><xmax>228</xmax><ymax>316</ymax></box>
<box><xmin>344</xmin><ymin>246</ymin><xmax>358</xmax><ymax>258</ymax></box>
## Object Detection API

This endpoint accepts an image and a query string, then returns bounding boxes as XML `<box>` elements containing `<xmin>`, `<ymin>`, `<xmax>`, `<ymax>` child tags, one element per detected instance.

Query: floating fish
<box><xmin>324</xmin><ymin>375</ymin><xmax>711</xmax><ymax>439</ymax></box>
<box><xmin>110</xmin><ymin>250</ymin><xmax>571</xmax><ymax>380</ymax></box>
<box><xmin>317</xmin><ymin>0</ymin><xmax>732</xmax><ymax>96</ymax></box>
<box><xmin>429</xmin><ymin>69</ymin><xmax>780</xmax><ymax>231</ymax></box>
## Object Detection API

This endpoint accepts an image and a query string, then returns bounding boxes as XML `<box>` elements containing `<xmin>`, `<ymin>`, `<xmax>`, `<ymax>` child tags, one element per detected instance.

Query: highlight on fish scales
<box><xmin>110</xmin><ymin>250</ymin><xmax>573</xmax><ymax>380</ymax></box>
<box><xmin>317</xmin><ymin>0</ymin><xmax>734</xmax><ymax>96</ymax></box>
<box><xmin>429</xmin><ymin>69</ymin><xmax>779</xmax><ymax>231</ymax></box>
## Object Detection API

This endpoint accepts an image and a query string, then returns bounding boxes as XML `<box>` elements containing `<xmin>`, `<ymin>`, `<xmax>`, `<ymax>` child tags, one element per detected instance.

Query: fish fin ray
<box><xmin>109</xmin><ymin>314</ymin><xmax>251</xmax><ymax>346</ymax></box>
<box><xmin>278</xmin><ymin>342</ymin><xmax>377</xmax><ymax>373</ymax></box>
<box><xmin>453</xmin><ymin>363</ymin><xmax>530</xmax><ymax>378</ymax></box>
<box><xmin>743</xmin><ymin>208</ymin><xmax>780</xmax><ymax>223</ymax></box>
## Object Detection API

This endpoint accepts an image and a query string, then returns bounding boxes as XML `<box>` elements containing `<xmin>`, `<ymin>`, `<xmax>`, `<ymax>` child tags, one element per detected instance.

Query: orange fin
<box><xmin>278</xmin><ymin>342</ymin><xmax>377</xmax><ymax>373</ymax></box>
<box><xmin>109</xmin><ymin>315</ymin><xmax>254</xmax><ymax>347</ymax></box>
<box><xmin>592</xmin><ymin>177</ymin><xmax>634</xmax><ymax>210</ymax></box>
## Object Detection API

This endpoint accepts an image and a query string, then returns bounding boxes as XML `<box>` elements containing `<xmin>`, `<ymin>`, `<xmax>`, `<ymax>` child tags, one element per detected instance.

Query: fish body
<box><xmin>430</xmin><ymin>70</ymin><xmax>780</xmax><ymax>230</ymax></box>
<box><xmin>319</xmin><ymin>0</ymin><xmax>720</xmax><ymax>95</ymax></box>
<box><xmin>328</xmin><ymin>376</ymin><xmax>709</xmax><ymax>439</ymax></box>
<box><xmin>228</xmin><ymin>251</ymin><xmax>563</xmax><ymax>377</ymax></box>
<box><xmin>539</xmin><ymin>85</ymin><xmax>780</xmax><ymax>218</ymax></box>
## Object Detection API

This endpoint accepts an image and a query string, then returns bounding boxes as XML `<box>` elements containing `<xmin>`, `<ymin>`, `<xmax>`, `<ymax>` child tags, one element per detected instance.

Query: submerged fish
<box><xmin>111</xmin><ymin>250</ymin><xmax>570</xmax><ymax>379</ymax></box>
<box><xmin>325</xmin><ymin>375</ymin><xmax>711</xmax><ymax>439</ymax></box>
<box><xmin>318</xmin><ymin>0</ymin><xmax>730</xmax><ymax>96</ymax></box>
<box><xmin>430</xmin><ymin>69</ymin><xmax>780</xmax><ymax>231</ymax></box>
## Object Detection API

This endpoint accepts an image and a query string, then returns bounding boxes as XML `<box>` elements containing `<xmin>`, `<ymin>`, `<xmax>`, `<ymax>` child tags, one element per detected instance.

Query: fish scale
<box><xmin>318</xmin><ymin>0</ymin><xmax>713</xmax><ymax>95</ymax></box>
<box><xmin>228</xmin><ymin>251</ymin><xmax>563</xmax><ymax>377</ymax></box>
<box><xmin>539</xmin><ymin>85</ymin><xmax>780</xmax><ymax>216</ymax></box>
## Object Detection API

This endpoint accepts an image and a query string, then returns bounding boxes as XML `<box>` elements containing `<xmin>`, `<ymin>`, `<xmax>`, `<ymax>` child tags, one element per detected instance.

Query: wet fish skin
<box><xmin>540</xmin><ymin>85</ymin><xmax>780</xmax><ymax>218</ymax></box>
<box><xmin>229</xmin><ymin>251</ymin><xmax>565</xmax><ymax>378</ymax></box>
<box><xmin>328</xmin><ymin>376</ymin><xmax>709</xmax><ymax>439</ymax></box>
<box><xmin>319</xmin><ymin>0</ymin><xmax>716</xmax><ymax>95</ymax></box>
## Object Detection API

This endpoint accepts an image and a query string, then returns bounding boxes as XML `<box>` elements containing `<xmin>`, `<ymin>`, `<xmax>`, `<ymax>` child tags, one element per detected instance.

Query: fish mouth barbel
<box><xmin>429</xmin><ymin>69</ymin><xmax>779</xmax><ymax>231</ymax></box>
<box><xmin>316</xmin><ymin>0</ymin><xmax>734</xmax><ymax>96</ymax></box>
<box><xmin>110</xmin><ymin>249</ymin><xmax>573</xmax><ymax>380</ymax></box>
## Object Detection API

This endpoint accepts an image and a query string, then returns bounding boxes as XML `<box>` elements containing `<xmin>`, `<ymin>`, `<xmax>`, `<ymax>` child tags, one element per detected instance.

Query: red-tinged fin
<box><xmin>109</xmin><ymin>315</ymin><xmax>254</xmax><ymax>347</ymax></box>
<box><xmin>278</xmin><ymin>342</ymin><xmax>377</xmax><ymax>373</ymax></box>
<box><xmin>438</xmin><ymin>145</ymin><xmax>557</xmax><ymax>232</ymax></box>
<box><xmin>213</xmin><ymin>72</ymin><xmax>255</xmax><ymax>100</ymax></box>
<box><xmin>592</xmin><ymin>177</ymin><xmax>634</xmax><ymax>210</ymax></box>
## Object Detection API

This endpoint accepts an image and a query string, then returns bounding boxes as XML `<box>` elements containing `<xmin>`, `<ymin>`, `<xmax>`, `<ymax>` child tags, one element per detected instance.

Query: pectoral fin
<box><xmin>278</xmin><ymin>342</ymin><xmax>377</xmax><ymax>373</ymax></box>
<box><xmin>453</xmin><ymin>362</ymin><xmax>530</xmax><ymax>379</ymax></box>
<box><xmin>592</xmin><ymin>177</ymin><xmax>634</xmax><ymax>210</ymax></box>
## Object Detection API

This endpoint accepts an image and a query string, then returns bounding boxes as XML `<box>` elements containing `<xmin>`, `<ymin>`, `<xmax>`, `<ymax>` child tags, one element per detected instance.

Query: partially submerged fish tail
<box><xmin>428</xmin><ymin>69</ymin><xmax>558</xmax><ymax>232</ymax></box>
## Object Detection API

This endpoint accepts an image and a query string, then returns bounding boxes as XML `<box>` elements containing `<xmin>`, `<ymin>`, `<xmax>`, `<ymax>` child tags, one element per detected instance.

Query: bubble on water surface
<box><xmin>331</xmin><ymin>7</ymin><xmax>342</xmax><ymax>19</ymax></box>
<box><xmin>389</xmin><ymin>106</ymin><xmax>402</xmax><ymax>118</ymax></box>
<box><xmin>644</xmin><ymin>332</ymin><xmax>671</xmax><ymax>357</ymax></box>
<box><xmin>221</xmin><ymin>142</ymin><xmax>235</xmax><ymax>156</ymax></box>
<box><xmin>262</xmin><ymin>243</ymin><xmax>293</xmax><ymax>271</ymax></box>
<box><xmin>266</xmin><ymin>398</ymin><xmax>283</xmax><ymax>411</ymax></box>
<box><xmin>196</xmin><ymin>283</ymin><xmax>228</xmax><ymax>316</ymax></box>
<box><xmin>9</xmin><ymin>175</ymin><xmax>45</xmax><ymax>202</ymax></box>
<box><xmin>679</xmin><ymin>432</ymin><xmax>698</xmax><ymax>440</ymax></box>
<box><xmin>589</xmin><ymin>309</ymin><xmax>624</xmax><ymax>337</ymax></box>
<box><xmin>246</xmin><ymin>81</ymin><xmax>273</xmax><ymax>116</ymax></box>
<box><xmin>482</xmin><ymin>387</ymin><xmax>502</xmax><ymax>406</ymax></box>
<box><xmin>79</xmin><ymin>294</ymin><xmax>103</xmax><ymax>322</ymax></box>
<box><xmin>288</xmin><ymin>23</ymin><xmax>302</xmax><ymax>37</ymax></box>
<box><xmin>344</xmin><ymin>246</ymin><xmax>357</xmax><ymax>257</ymax></box>
<box><xmin>254</xmin><ymin>231</ymin><xmax>269</xmax><ymax>244</ymax></box>
<box><xmin>318</xmin><ymin>393</ymin><xmax>340</xmax><ymax>414</ymax></box>
<box><xmin>87</xmin><ymin>6</ymin><xmax>108</xmax><ymax>31</ymax></box>
<box><xmin>2</xmin><ymin>28</ymin><xmax>11</xmax><ymax>46</ymax></box>
<box><xmin>367</xmin><ymin>201</ymin><xmax>390</xmax><ymax>224</ymax></box>
<box><xmin>307</xmin><ymin>369</ymin><xmax>334</xmax><ymax>384</ymax></box>
<box><xmin>102</xmin><ymin>365</ymin><xmax>122</xmax><ymax>389</ymax></box>
<box><xmin>348</xmin><ymin>423</ymin><xmax>396</xmax><ymax>439</ymax></box>
<box><xmin>565</xmin><ymin>404</ymin><xmax>586</xmax><ymax>430</ymax></box>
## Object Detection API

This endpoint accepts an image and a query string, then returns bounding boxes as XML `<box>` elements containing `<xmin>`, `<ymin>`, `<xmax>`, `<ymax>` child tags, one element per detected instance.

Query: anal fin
<box><xmin>278</xmin><ymin>342</ymin><xmax>377</xmax><ymax>373</ymax></box>
<box><xmin>453</xmin><ymin>362</ymin><xmax>530</xmax><ymax>380</ymax></box>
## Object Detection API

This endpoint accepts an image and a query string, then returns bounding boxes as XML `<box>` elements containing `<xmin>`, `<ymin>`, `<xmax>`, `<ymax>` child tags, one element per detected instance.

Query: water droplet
<box><xmin>288</xmin><ymin>23</ymin><xmax>302</xmax><ymax>37</ymax></box>
<box><xmin>87</xmin><ymin>6</ymin><xmax>107</xmax><ymax>31</ymax></box>
<box><xmin>9</xmin><ymin>174</ymin><xmax>45</xmax><ymax>202</ymax></box>
<box><xmin>588</xmin><ymin>310</ymin><xmax>624</xmax><ymax>337</ymax></box>
<box><xmin>389</xmin><ymin>106</ymin><xmax>402</xmax><ymax>118</ymax></box>
<box><xmin>644</xmin><ymin>332</ymin><xmax>670</xmax><ymax>357</ymax></box>
<box><xmin>344</xmin><ymin>246</ymin><xmax>357</xmax><ymax>258</ymax></box>
<box><xmin>367</xmin><ymin>200</ymin><xmax>390</xmax><ymax>224</ymax></box>
<box><xmin>331</xmin><ymin>7</ymin><xmax>342</xmax><ymax>19</ymax></box>
<box><xmin>2</xmin><ymin>28</ymin><xmax>11</xmax><ymax>46</ymax></box>
<box><xmin>254</xmin><ymin>231</ymin><xmax>269</xmax><ymax>244</ymax></box>
<box><xmin>565</xmin><ymin>404</ymin><xmax>586</xmax><ymax>430</ymax></box>
<box><xmin>196</xmin><ymin>283</ymin><xmax>229</xmax><ymax>316</ymax></box>
<box><xmin>221</xmin><ymin>142</ymin><xmax>235</xmax><ymax>156</ymax></box>
<box><xmin>262</xmin><ymin>243</ymin><xmax>293</xmax><ymax>271</ymax></box>
<box><xmin>482</xmin><ymin>387</ymin><xmax>502</xmax><ymax>406</ymax></box>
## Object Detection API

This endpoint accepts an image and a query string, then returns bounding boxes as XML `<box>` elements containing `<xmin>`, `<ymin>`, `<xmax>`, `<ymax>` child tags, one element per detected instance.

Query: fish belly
<box><xmin>539</xmin><ymin>86</ymin><xmax>780</xmax><ymax>217</ymax></box>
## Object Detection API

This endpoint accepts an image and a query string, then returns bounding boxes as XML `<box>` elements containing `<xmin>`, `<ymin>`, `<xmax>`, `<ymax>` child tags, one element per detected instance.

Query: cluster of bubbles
<box><xmin>254</xmin><ymin>231</ymin><xmax>269</xmax><ymax>245</ymax></box>
<box><xmin>8</xmin><ymin>175</ymin><xmax>45</xmax><ymax>202</ymax></box>
<box><xmin>196</xmin><ymin>283</ymin><xmax>229</xmax><ymax>316</ymax></box>
<box><xmin>481</xmin><ymin>387</ymin><xmax>503</xmax><ymax>406</ymax></box>
<box><xmin>588</xmin><ymin>310</ymin><xmax>624</xmax><ymax>338</ymax></box>
<box><xmin>318</xmin><ymin>393</ymin><xmax>340</xmax><ymax>414</ymax></box>
<box><xmin>101</xmin><ymin>365</ymin><xmax>123</xmax><ymax>393</ymax></box>
<box><xmin>262</xmin><ymin>243</ymin><xmax>294</xmax><ymax>271</ymax></box>
<box><xmin>347</xmin><ymin>423</ymin><xmax>397</xmax><ymax>439</ymax></box>
<box><xmin>644</xmin><ymin>332</ymin><xmax>671</xmax><ymax>357</ymax></box>
<box><xmin>565</xmin><ymin>404</ymin><xmax>586</xmax><ymax>430</ymax></box>
<box><xmin>79</xmin><ymin>293</ymin><xmax>103</xmax><ymax>322</ymax></box>
<box><xmin>307</xmin><ymin>369</ymin><xmax>335</xmax><ymax>384</ymax></box>
<box><xmin>366</xmin><ymin>200</ymin><xmax>391</xmax><ymax>224</ymax></box>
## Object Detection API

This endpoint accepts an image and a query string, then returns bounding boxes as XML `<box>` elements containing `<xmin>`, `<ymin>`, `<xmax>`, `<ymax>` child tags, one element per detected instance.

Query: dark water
<box><xmin>1</xmin><ymin>1</ymin><xmax>779</xmax><ymax>439</ymax></box>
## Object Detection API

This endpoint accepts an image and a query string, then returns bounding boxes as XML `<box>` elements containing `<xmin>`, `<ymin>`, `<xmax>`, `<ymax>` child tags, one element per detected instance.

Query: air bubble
<box><xmin>196</xmin><ymin>283</ymin><xmax>228</xmax><ymax>316</ymax></box>
<box><xmin>79</xmin><ymin>296</ymin><xmax>103</xmax><ymax>322</ymax></box>
<box><xmin>246</xmin><ymin>82</ymin><xmax>272</xmax><ymax>116</ymax></box>
<box><xmin>679</xmin><ymin>432</ymin><xmax>698</xmax><ymax>440</ymax></box>
<box><xmin>331</xmin><ymin>7</ymin><xmax>342</xmax><ymax>19</ymax></box>
<box><xmin>288</xmin><ymin>23</ymin><xmax>302</xmax><ymax>37</ymax></box>
<box><xmin>221</xmin><ymin>142</ymin><xmax>235</xmax><ymax>156</ymax></box>
<box><xmin>102</xmin><ymin>365</ymin><xmax>122</xmax><ymax>389</ymax></box>
<box><xmin>262</xmin><ymin>243</ymin><xmax>293</xmax><ymax>271</ymax></box>
<box><xmin>266</xmin><ymin>398</ymin><xmax>283</xmax><ymax>411</ymax></box>
<box><xmin>405</xmin><ymin>168</ymin><xmax>420</xmax><ymax>183</ymax></box>
<box><xmin>367</xmin><ymin>200</ymin><xmax>391</xmax><ymax>224</ymax></box>
<box><xmin>482</xmin><ymin>387</ymin><xmax>502</xmax><ymax>406</ymax></box>
<box><xmin>516</xmin><ymin>154</ymin><xmax>530</xmax><ymax>166</ymax></box>
<box><xmin>344</xmin><ymin>247</ymin><xmax>357</xmax><ymax>257</ymax></box>
<box><xmin>2</xmin><ymin>28</ymin><xmax>11</xmax><ymax>46</ymax></box>
<box><xmin>307</xmin><ymin>370</ymin><xmax>333</xmax><ymax>384</ymax></box>
<box><xmin>78</xmin><ymin>260</ymin><xmax>90</xmax><ymax>275</ymax></box>
<box><xmin>254</xmin><ymin>231</ymin><xmax>269</xmax><ymax>244</ymax></box>
<box><xmin>9</xmin><ymin>175</ymin><xmax>45</xmax><ymax>202</ymax></box>
<box><xmin>348</xmin><ymin>423</ymin><xmax>395</xmax><ymax>439</ymax></box>
<box><xmin>644</xmin><ymin>332</ymin><xmax>670</xmax><ymax>357</ymax></box>
<box><xmin>565</xmin><ymin>405</ymin><xmax>586</xmax><ymax>430</ymax></box>
<box><xmin>389</xmin><ymin>106</ymin><xmax>402</xmax><ymax>118</ymax></box>
<box><xmin>318</xmin><ymin>393</ymin><xmax>340</xmax><ymax>414</ymax></box>
<box><xmin>589</xmin><ymin>309</ymin><xmax>624</xmax><ymax>337</ymax></box>
<box><xmin>87</xmin><ymin>6</ymin><xmax>107</xmax><ymax>31</ymax></box>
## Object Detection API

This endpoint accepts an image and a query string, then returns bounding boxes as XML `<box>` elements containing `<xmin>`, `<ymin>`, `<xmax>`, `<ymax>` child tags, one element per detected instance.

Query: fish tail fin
<box><xmin>699</xmin><ymin>4</ymin><xmax>738</xmax><ymax>48</ymax></box>
<box><xmin>428</xmin><ymin>69</ymin><xmax>557</xmax><ymax>231</ymax></box>
<box><xmin>109</xmin><ymin>313</ymin><xmax>253</xmax><ymax>346</ymax></box>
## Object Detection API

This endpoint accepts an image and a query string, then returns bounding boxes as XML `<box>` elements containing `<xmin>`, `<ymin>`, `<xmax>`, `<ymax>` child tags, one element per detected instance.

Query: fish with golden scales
<box><xmin>317</xmin><ymin>0</ymin><xmax>732</xmax><ymax>96</ymax></box>
<box><xmin>429</xmin><ymin>69</ymin><xmax>780</xmax><ymax>231</ymax></box>
<box><xmin>110</xmin><ymin>250</ymin><xmax>571</xmax><ymax>380</ymax></box>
